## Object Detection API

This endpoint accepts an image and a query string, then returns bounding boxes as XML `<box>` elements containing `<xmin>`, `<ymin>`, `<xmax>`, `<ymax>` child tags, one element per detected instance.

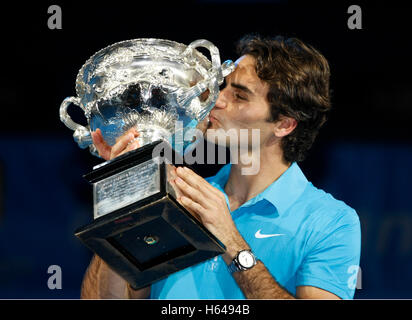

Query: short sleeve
<box><xmin>296</xmin><ymin>209</ymin><xmax>361</xmax><ymax>299</ymax></box>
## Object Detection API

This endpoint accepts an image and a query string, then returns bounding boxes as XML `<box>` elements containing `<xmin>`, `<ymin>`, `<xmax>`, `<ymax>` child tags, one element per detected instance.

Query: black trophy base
<box><xmin>75</xmin><ymin>140</ymin><xmax>226</xmax><ymax>290</ymax></box>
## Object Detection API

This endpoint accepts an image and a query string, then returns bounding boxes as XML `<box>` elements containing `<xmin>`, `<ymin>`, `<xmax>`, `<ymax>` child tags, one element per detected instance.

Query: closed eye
<box><xmin>234</xmin><ymin>92</ymin><xmax>248</xmax><ymax>101</ymax></box>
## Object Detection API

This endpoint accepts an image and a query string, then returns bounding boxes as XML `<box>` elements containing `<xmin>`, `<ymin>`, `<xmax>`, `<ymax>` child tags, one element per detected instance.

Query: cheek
<box><xmin>232</xmin><ymin>108</ymin><xmax>268</xmax><ymax>128</ymax></box>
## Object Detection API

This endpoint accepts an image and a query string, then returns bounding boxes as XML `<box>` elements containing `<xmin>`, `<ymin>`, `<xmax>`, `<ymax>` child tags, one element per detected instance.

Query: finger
<box><xmin>176</xmin><ymin>167</ymin><xmax>228</xmax><ymax>210</ymax></box>
<box><xmin>174</xmin><ymin>192</ymin><xmax>202</xmax><ymax>221</ymax></box>
<box><xmin>113</xmin><ymin>127</ymin><xmax>140</xmax><ymax>147</ymax></box>
<box><xmin>174</xmin><ymin>176</ymin><xmax>208</xmax><ymax>208</ymax></box>
<box><xmin>167</xmin><ymin>165</ymin><xmax>179</xmax><ymax>184</ymax></box>
<box><xmin>91</xmin><ymin>129</ymin><xmax>112</xmax><ymax>160</ymax></box>
<box><xmin>111</xmin><ymin>129</ymin><xmax>140</xmax><ymax>159</ymax></box>
<box><xmin>116</xmin><ymin>140</ymin><xmax>140</xmax><ymax>157</ymax></box>
<box><xmin>176</xmin><ymin>166</ymin><xmax>222</xmax><ymax>197</ymax></box>
<box><xmin>179</xmin><ymin>195</ymin><xmax>206</xmax><ymax>217</ymax></box>
<box><xmin>168</xmin><ymin>177</ymin><xmax>185</xmax><ymax>203</ymax></box>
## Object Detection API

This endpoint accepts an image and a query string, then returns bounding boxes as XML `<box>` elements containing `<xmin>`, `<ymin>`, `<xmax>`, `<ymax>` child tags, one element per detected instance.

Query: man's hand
<box><xmin>91</xmin><ymin>128</ymin><xmax>140</xmax><ymax>161</ymax></box>
<box><xmin>85</xmin><ymin>127</ymin><xmax>152</xmax><ymax>299</ymax></box>
<box><xmin>172</xmin><ymin>166</ymin><xmax>249</xmax><ymax>261</ymax></box>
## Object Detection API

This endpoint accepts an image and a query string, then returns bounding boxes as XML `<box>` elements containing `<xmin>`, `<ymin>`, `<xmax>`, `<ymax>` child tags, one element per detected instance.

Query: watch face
<box><xmin>238</xmin><ymin>251</ymin><xmax>255</xmax><ymax>268</ymax></box>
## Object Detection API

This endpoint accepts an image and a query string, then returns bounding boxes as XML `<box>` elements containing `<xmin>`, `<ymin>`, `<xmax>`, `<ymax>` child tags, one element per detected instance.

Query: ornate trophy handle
<box><xmin>186</xmin><ymin>39</ymin><xmax>225</xmax><ymax>84</ymax></box>
<box><xmin>59</xmin><ymin>96</ymin><xmax>93</xmax><ymax>149</ymax></box>
<box><xmin>181</xmin><ymin>40</ymin><xmax>235</xmax><ymax>120</ymax></box>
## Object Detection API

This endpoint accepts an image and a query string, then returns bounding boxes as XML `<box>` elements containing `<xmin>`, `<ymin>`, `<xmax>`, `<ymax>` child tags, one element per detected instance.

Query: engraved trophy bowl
<box><xmin>59</xmin><ymin>38</ymin><xmax>235</xmax><ymax>290</ymax></box>
<box><xmin>60</xmin><ymin>38</ymin><xmax>235</xmax><ymax>155</ymax></box>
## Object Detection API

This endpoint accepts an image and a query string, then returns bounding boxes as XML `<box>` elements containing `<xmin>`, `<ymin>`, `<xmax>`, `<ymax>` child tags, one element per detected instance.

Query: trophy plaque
<box><xmin>59</xmin><ymin>38</ymin><xmax>235</xmax><ymax>290</ymax></box>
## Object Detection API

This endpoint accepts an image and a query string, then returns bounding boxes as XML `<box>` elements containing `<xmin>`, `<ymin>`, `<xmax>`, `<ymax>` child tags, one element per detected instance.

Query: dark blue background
<box><xmin>1</xmin><ymin>0</ymin><xmax>411</xmax><ymax>299</ymax></box>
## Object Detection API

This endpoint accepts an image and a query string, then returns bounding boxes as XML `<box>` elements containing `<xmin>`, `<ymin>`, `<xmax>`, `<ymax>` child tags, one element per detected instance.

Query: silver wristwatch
<box><xmin>228</xmin><ymin>249</ymin><xmax>257</xmax><ymax>274</ymax></box>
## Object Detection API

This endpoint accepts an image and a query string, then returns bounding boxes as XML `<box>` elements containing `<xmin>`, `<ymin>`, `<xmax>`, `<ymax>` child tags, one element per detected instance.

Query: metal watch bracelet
<box><xmin>228</xmin><ymin>250</ymin><xmax>257</xmax><ymax>274</ymax></box>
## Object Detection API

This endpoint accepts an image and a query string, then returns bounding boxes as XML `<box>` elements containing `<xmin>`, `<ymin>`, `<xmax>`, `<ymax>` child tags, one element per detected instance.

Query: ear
<box><xmin>273</xmin><ymin>116</ymin><xmax>297</xmax><ymax>138</ymax></box>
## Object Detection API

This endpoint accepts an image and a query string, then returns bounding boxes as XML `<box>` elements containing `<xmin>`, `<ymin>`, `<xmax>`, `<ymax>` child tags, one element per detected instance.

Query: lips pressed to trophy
<box><xmin>59</xmin><ymin>38</ymin><xmax>235</xmax><ymax>289</ymax></box>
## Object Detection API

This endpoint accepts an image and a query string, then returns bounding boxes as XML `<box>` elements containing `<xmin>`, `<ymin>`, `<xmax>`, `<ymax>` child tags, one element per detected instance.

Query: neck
<box><xmin>224</xmin><ymin>143</ymin><xmax>291</xmax><ymax>211</ymax></box>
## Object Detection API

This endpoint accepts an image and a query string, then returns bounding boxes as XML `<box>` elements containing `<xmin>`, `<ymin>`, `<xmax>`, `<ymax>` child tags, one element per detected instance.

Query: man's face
<box><xmin>205</xmin><ymin>55</ymin><xmax>274</xmax><ymax>149</ymax></box>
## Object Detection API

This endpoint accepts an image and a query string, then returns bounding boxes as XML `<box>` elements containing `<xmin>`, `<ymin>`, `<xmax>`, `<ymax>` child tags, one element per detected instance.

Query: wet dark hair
<box><xmin>236</xmin><ymin>34</ymin><xmax>331</xmax><ymax>163</ymax></box>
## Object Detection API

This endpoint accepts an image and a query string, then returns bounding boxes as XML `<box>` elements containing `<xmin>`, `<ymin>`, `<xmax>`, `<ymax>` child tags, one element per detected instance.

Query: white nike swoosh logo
<box><xmin>255</xmin><ymin>229</ymin><xmax>285</xmax><ymax>239</ymax></box>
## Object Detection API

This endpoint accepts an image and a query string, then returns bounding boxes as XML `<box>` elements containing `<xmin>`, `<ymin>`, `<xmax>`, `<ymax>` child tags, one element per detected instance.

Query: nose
<box><xmin>214</xmin><ymin>90</ymin><xmax>227</xmax><ymax>109</ymax></box>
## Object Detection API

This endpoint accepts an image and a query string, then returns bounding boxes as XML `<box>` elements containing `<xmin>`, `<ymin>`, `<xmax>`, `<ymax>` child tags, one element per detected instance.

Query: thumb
<box><xmin>91</xmin><ymin>129</ymin><xmax>112</xmax><ymax>160</ymax></box>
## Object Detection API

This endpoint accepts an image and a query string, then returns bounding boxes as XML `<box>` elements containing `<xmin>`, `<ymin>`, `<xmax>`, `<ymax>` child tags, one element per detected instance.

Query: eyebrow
<box><xmin>230</xmin><ymin>82</ymin><xmax>254</xmax><ymax>95</ymax></box>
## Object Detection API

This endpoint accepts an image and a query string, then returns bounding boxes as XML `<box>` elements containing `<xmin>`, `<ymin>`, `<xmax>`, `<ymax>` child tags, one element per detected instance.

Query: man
<box><xmin>81</xmin><ymin>34</ymin><xmax>361</xmax><ymax>299</ymax></box>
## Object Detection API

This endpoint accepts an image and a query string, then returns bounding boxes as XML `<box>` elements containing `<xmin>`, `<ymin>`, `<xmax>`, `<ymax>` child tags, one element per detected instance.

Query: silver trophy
<box><xmin>59</xmin><ymin>38</ymin><xmax>235</xmax><ymax>290</ymax></box>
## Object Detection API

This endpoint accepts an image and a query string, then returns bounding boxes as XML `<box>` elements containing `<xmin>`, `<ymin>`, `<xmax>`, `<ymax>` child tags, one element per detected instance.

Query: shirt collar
<box><xmin>207</xmin><ymin>162</ymin><xmax>308</xmax><ymax>216</ymax></box>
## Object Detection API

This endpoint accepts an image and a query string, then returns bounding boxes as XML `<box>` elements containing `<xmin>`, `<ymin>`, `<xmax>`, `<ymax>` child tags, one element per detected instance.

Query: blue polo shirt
<box><xmin>150</xmin><ymin>162</ymin><xmax>361</xmax><ymax>299</ymax></box>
